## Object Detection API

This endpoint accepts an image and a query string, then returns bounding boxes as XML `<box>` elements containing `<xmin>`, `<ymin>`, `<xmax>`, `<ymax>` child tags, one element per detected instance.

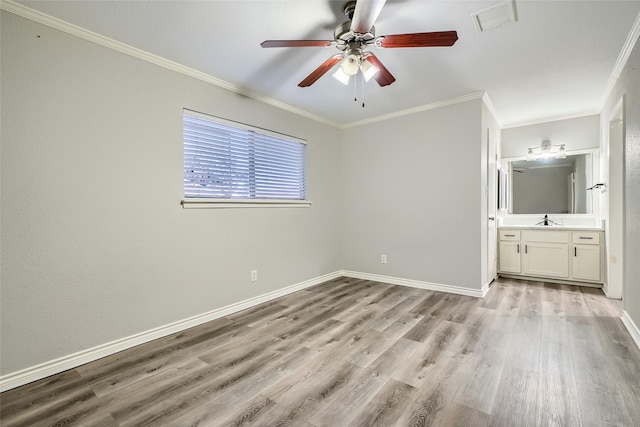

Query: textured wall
<box><xmin>0</xmin><ymin>12</ymin><xmax>341</xmax><ymax>375</ymax></box>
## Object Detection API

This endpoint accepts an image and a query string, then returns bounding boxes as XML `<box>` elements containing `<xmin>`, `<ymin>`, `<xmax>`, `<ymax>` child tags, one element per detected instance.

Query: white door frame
<box><xmin>606</xmin><ymin>96</ymin><xmax>625</xmax><ymax>299</ymax></box>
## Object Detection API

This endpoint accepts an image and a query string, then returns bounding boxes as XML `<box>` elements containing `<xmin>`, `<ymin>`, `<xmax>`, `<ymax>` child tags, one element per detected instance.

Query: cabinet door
<box><xmin>572</xmin><ymin>244</ymin><xmax>601</xmax><ymax>281</ymax></box>
<box><xmin>523</xmin><ymin>242</ymin><xmax>569</xmax><ymax>278</ymax></box>
<box><xmin>499</xmin><ymin>241</ymin><xmax>521</xmax><ymax>274</ymax></box>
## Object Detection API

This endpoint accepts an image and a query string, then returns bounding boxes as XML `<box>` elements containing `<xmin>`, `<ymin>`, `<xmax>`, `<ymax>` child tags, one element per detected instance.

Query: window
<box><xmin>182</xmin><ymin>110</ymin><xmax>308</xmax><ymax>208</ymax></box>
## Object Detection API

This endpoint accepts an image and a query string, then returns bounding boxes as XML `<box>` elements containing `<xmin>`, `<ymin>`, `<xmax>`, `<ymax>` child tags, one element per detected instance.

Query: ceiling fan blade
<box><xmin>377</xmin><ymin>31</ymin><xmax>458</xmax><ymax>48</ymax></box>
<box><xmin>261</xmin><ymin>40</ymin><xmax>334</xmax><ymax>48</ymax></box>
<box><xmin>350</xmin><ymin>0</ymin><xmax>387</xmax><ymax>34</ymax></box>
<box><xmin>363</xmin><ymin>53</ymin><xmax>395</xmax><ymax>87</ymax></box>
<box><xmin>298</xmin><ymin>54</ymin><xmax>343</xmax><ymax>87</ymax></box>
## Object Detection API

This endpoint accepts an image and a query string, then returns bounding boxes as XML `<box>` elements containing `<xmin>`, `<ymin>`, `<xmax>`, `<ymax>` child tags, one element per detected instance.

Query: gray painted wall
<box><xmin>0</xmin><ymin>12</ymin><xmax>342</xmax><ymax>374</ymax></box>
<box><xmin>601</xmin><ymin>35</ymin><xmax>640</xmax><ymax>329</ymax></box>
<box><xmin>338</xmin><ymin>99</ymin><xmax>485</xmax><ymax>290</ymax></box>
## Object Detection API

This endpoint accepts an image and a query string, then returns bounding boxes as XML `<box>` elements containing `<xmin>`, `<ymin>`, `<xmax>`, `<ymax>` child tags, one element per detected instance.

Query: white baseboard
<box><xmin>621</xmin><ymin>310</ymin><xmax>640</xmax><ymax>352</ymax></box>
<box><xmin>339</xmin><ymin>270</ymin><xmax>485</xmax><ymax>298</ymax></box>
<box><xmin>0</xmin><ymin>270</ymin><xmax>342</xmax><ymax>392</ymax></box>
<box><xmin>0</xmin><ymin>270</ymin><xmax>485</xmax><ymax>392</ymax></box>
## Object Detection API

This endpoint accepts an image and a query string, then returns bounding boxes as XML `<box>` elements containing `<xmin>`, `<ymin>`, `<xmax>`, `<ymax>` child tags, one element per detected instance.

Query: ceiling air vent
<box><xmin>471</xmin><ymin>0</ymin><xmax>518</xmax><ymax>32</ymax></box>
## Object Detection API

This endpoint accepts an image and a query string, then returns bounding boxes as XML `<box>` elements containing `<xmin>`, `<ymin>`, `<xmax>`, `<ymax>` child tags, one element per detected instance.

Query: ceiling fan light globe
<box><xmin>361</xmin><ymin>60</ymin><xmax>379</xmax><ymax>81</ymax></box>
<box><xmin>341</xmin><ymin>53</ymin><xmax>362</xmax><ymax>75</ymax></box>
<box><xmin>526</xmin><ymin>148</ymin><xmax>535</xmax><ymax>161</ymax></box>
<box><xmin>332</xmin><ymin>68</ymin><xmax>351</xmax><ymax>85</ymax></box>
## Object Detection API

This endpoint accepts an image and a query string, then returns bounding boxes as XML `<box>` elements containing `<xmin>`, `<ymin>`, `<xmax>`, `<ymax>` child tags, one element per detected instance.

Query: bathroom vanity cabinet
<box><xmin>498</xmin><ymin>227</ymin><xmax>603</xmax><ymax>285</ymax></box>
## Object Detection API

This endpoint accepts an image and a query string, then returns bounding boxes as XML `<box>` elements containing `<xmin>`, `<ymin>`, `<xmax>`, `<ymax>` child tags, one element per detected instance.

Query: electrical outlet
<box><xmin>251</xmin><ymin>270</ymin><xmax>258</xmax><ymax>282</ymax></box>
<box><xmin>381</xmin><ymin>254</ymin><xmax>387</xmax><ymax>264</ymax></box>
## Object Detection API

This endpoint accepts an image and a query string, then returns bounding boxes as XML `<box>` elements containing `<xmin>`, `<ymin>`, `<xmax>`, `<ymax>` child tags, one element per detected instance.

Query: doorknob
<box><xmin>489</xmin><ymin>217</ymin><xmax>495</xmax><ymax>221</ymax></box>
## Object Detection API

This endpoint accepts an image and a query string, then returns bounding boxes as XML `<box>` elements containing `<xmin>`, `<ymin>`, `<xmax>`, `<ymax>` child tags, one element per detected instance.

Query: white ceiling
<box><xmin>12</xmin><ymin>0</ymin><xmax>640</xmax><ymax>127</ymax></box>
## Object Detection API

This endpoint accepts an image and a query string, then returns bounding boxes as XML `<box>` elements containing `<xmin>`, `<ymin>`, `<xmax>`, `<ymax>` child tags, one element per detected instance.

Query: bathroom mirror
<box><xmin>504</xmin><ymin>153</ymin><xmax>594</xmax><ymax>214</ymax></box>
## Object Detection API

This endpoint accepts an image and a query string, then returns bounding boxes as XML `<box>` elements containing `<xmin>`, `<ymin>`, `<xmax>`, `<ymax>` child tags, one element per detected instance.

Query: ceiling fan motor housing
<box><xmin>334</xmin><ymin>21</ymin><xmax>376</xmax><ymax>51</ymax></box>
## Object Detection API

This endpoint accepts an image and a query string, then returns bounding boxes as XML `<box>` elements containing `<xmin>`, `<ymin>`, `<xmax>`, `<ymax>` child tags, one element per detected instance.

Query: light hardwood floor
<box><xmin>1</xmin><ymin>277</ymin><xmax>639</xmax><ymax>426</ymax></box>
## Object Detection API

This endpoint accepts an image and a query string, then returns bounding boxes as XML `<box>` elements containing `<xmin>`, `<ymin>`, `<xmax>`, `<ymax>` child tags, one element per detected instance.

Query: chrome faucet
<box><xmin>536</xmin><ymin>214</ymin><xmax>559</xmax><ymax>226</ymax></box>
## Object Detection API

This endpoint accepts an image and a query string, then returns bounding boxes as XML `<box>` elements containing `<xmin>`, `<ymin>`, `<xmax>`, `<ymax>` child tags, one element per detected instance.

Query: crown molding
<box><xmin>340</xmin><ymin>91</ymin><xmax>486</xmax><ymax>129</ymax></box>
<box><xmin>599</xmin><ymin>10</ymin><xmax>640</xmax><ymax>111</ymax></box>
<box><xmin>2</xmin><ymin>0</ymin><xmax>485</xmax><ymax>130</ymax></box>
<box><xmin>0</xmin><ymin>0</ymin><xmax>341</xmax><ymax>129</ymax></box>
<box><xmin>4</xmin><ymin>0</ymin><xmax>638</xmax><ymax>132</ymax></box>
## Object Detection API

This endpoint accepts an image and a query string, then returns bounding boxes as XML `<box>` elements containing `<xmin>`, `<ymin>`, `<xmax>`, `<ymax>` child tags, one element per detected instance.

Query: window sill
<box><xmin>181</xmin><ymin>199</ymin><xmax>312</xmax><ymax>209</ymax></box>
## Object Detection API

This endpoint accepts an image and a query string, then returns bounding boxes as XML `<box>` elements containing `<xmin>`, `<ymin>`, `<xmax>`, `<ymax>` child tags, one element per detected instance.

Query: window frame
<box><xmin>181</xmin><ymin>109</ymin><xmax>311</xmax><ymax>209</ymax></box>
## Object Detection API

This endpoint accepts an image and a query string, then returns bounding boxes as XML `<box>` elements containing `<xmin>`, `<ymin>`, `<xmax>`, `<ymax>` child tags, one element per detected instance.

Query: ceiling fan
<box><xmin>260</xmin><ymin>0</ymin><xmax>458</xmax><ymax>88</ymax></box>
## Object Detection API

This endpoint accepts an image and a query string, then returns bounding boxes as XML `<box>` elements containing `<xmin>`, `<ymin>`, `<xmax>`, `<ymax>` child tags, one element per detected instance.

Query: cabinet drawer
<box><xmin>572</xmin><ymin>232</ymin><xmax>600</xmax><ymax>245</ymax></box>
<box><xmin>522</xmin><ymin>230</ymin><xmax>569</xmax><ymax>243</ymax></box>
<box><xmin>499</xmin><ymin>230</ymin><xmax>521</xmax><ymax>241</ymax></box>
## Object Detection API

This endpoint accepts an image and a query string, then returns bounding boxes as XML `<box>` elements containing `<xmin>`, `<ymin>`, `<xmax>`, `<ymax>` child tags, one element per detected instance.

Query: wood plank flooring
<box><xmin>2</xmin><ymin>277</ymin><xmax>639</xmax><ymax>426</ymax></box>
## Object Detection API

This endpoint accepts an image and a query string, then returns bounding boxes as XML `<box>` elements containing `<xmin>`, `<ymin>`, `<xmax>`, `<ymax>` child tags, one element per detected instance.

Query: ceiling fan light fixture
<box><xmin>340</xmin><ymin>52</ymin><xmax>362</xmax><ymax>75</ymax></box>
<box><xmin>261</xmin><ymin>0</ymin><xmax>457</xmax><ymax>89</ymax></box>
<box><xmin>332</xmin><ymin>67</ymin><xmax>351</xmax><ymax>85</ymax></box>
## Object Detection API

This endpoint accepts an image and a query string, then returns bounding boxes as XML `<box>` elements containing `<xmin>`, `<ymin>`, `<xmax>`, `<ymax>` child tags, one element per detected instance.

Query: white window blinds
<box><xmin>183</xmin><ymin>110</ymin><xmax>306</xmax><ymax>200</ymax></box>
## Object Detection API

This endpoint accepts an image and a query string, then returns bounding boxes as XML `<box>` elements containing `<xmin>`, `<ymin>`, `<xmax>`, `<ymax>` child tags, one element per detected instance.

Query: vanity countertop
<box><xmin>498</xmin><ymin>225</ymin><xmax>604</xmax><ymax>231</ymax></box>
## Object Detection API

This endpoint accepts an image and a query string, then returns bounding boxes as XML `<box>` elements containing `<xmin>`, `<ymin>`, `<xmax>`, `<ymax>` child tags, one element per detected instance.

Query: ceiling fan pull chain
<box><xmin>362</xmin><ymin>72</ymin><xmax>365</xmax><ymax>108</ymax></box>
<box><xmin>354</xmin><ymin>71</ymin><xmax>358</xmax><ymax>102</ymax></box>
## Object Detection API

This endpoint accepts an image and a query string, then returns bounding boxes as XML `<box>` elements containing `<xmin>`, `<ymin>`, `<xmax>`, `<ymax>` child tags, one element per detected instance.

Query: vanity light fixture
<box><xmin>526</xmin><ymin>140</ymin><xmax>566</xmax><ymax>161</ymax></box>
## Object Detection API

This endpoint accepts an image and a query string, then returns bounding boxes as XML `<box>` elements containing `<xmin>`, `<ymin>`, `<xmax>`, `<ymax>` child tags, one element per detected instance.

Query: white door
<box><xmin>487</xmin><ymin>128</ymin><xmax>498</xmax><ymax>284</ymax></box>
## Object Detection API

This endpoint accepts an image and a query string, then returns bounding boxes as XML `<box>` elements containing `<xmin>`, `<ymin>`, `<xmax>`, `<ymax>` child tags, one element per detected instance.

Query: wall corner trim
<box><xmin>0</xmin><ymin>270</ymin><xmax>342</xmax><ymax>392</ymax></box>
<box><xmin>340</xmin><ymin>270</ymin><xmax>485</xmax><ymax>298</ymax></box>
<box><xmin>481</xmin><ymin>92</ymin><xmax>504</xmax><ymax>128</ymax></box>
<box><xmin>481</xmin><ymin>280</ymin><xmax>492</xmax><ymax>297</ymax></box>
<box><xmin>621</xmin><ymin>310</ymin><xmax>640</xmax><ymax>352</ymax></box>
